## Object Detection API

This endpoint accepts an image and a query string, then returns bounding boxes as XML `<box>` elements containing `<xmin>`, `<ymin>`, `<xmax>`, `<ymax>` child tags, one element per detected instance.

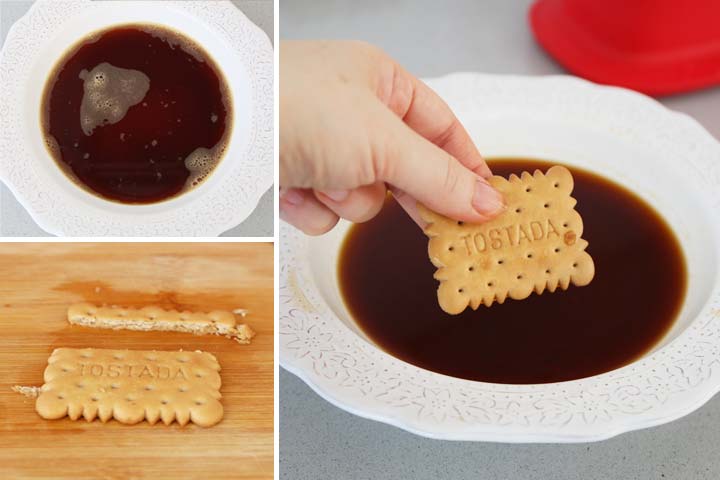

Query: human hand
<box><xmin>280</xmin><ymin>40</ymin><xmax>505</xmax><ymax>235</ymax></box>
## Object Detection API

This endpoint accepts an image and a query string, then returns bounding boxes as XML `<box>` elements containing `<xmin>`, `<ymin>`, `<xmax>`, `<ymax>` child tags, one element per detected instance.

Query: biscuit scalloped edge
<box><xmin>419</xmin><ymin>165</ymin><xmax>595</xmax><ymax>314</ymax></box>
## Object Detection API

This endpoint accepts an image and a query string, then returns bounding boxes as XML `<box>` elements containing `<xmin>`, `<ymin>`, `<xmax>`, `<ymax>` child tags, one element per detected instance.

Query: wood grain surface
<box><xmin>0</xmin><ymin>243</ymin><xmax>273</xmax><ymax>479</ymax></box>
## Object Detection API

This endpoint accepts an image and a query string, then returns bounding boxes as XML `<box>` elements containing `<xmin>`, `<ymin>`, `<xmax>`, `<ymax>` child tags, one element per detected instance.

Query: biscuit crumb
<box><xmin>12</xmin><ymin>385</ymin><xmax>41</xmax><ymax>398</ymax></box>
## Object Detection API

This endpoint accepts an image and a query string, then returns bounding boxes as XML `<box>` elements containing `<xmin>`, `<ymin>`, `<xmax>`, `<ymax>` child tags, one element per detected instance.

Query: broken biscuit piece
<box><xmin>419</xmin><ymin>165</ymin><xmax>595</xmax><ymax>314</ymax></box>
<box><xmin>35</xmin><ymin>348</ymin><xmax>223</xmax><ymax>426</ymax></box>
<box><xmin>67</xmin><ymin>303</ymin><xmax>255</xmax><ymax>344</ymax></box>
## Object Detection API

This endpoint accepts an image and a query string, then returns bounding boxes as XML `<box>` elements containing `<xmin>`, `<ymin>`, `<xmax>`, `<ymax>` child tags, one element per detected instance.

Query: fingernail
<box><xmin>472</xmin><ymin>179</ymin><xmax>504</xmax><ymax>217</ymax></box>
<box><xmin>281</xmin><ymin>188</ymin><xmax>304</xmax><ymax>206</ymax></box>
<box><xmin>319</xmin><ymin>189</ymin><xmax>350</xmax><ymax>202</ymax></box>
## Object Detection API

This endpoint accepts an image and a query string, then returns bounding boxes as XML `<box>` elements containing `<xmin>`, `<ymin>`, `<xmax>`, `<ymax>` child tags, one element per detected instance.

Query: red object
<box><xmin>529</xmin><ymin>0</ymin><xmax>720</xmax><ymax>96</ymax></box>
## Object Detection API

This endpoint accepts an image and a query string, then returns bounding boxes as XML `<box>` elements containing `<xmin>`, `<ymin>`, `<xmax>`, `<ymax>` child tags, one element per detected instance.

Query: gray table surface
<box><xmin>280</xmin><ymin>1</ymin><xmax>720</xmax><ymax>479</ymax></box>
<box><xmin>0</xmin><ymin>0</ymin><xmax>274</xmax><ymax>237</ymax></box>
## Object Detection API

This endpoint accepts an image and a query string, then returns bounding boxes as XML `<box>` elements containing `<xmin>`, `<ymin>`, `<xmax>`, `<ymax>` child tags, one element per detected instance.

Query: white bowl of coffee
<box><xmin>280</xmin><ymin>73</ymin><xmax>720</xmax><ymax>442</ymax></box>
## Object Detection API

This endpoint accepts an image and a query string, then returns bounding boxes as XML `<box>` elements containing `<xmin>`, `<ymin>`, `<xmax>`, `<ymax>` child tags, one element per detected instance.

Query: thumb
<box><xmin>373</xmin><ymin>110</ymin><xmax>504</xmax><ymax>223</ymax></box>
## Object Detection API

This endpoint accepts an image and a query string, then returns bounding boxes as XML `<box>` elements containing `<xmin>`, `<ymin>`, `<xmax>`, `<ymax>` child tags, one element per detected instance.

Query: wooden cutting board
<box><xmin>0</xmin><ymin>243</ymin><xmax>273</xmax><ymax>479</ymax></box>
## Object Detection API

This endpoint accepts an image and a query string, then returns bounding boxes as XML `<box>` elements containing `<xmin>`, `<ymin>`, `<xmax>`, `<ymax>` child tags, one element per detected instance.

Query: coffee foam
<box><xmin>79</xmin><ymin>63</ymin><xmax>150</xmax><ymax>136</ymax></box>
<box><xmin>44</xmin><ymin>135</ymin><xmax>61</xmax><ymax>160</ymax></box>
<box><xmin>44</xmin><ymin>133</ymin><xmax>80</xmax><ymax>180</ymax></box>
<box><xmin>184</xmin><ymin>145</ymin><xmax>225</xmax><ymax>189</ymax></box>
<box><xmin>140</xmin><ymin>25</ymin><xmax>205</xmax><ymax>63</ymax></box>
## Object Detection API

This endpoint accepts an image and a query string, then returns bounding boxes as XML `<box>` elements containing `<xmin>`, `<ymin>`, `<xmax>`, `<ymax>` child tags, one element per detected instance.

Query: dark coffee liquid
<box><xmin>41</xmin><ymin>25</ymin><xmax>230</xmax><ymax>204</ymax></box>
<box><xmin>339</xmin><ymin>159</ymin><xmax>687</xmax><ymax>384</ymax></box>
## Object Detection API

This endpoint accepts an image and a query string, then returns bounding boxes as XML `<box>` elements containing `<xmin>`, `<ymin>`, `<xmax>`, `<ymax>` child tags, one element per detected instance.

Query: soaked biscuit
<box><xmin>419</xmin><ymin>165</ymin><xmax>595</xmax><ymax>314</ymax></box>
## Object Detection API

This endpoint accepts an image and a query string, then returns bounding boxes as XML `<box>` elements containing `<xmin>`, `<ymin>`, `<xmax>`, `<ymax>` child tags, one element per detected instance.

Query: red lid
<box><xmin>529</xmin><ymin>0</ymin><xmax>720</xmax><ymax>96</ymax></box>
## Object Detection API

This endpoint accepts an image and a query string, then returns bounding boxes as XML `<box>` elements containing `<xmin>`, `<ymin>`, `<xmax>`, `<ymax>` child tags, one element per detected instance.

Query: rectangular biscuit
<box><xmin>68</xmin><ymin>303</ymin><xmax>255</xmax><ymax>344</ymax></box>
<box><xmin>35</xmin><ymin>348</ymin><xmax>223</xmax><ymax>427</ymax></box>
<box><xmin>419</xmin><ymin>165</ymin><xmax>595</xmax><ymax>314</ymax></box>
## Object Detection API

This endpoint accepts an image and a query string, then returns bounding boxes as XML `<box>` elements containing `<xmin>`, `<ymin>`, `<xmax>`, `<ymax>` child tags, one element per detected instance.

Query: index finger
<box><xmin>376</xmin><ymin>61</ymin><xmax>492</xmax><ymax>178</ymax></box>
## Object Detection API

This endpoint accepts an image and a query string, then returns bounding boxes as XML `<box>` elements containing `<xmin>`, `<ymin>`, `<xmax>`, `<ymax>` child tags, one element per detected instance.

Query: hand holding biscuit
<box><xmin>280</xmin><ymin>40</ymin><xmax>505</xmax><ymax>235</ymax></box>
<box><xmin>420</xmin><ymin>166</ymin><xmax>595</xmax><ymax>314</ymax></box>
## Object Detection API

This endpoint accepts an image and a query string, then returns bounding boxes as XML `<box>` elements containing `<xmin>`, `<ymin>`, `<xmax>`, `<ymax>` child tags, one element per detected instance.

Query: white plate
<box><xmin>280</xmin><ymin>73</ymin><xmax>720</xmax><ymax>442</ymax></box>
<box><xmin>0</xmin><ymin>0</ymin><xmax>272</xmax><ymax>236</ymax></box>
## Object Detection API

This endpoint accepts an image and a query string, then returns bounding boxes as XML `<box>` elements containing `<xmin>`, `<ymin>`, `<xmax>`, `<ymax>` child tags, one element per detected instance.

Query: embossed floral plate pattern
<box><xmin>0</xmin><ymin>0</ymin><xmax>272</xmax><ymax>236</ymax></box>
<box><xmin>280</xmin><ymin>74</ymin><xmax>720</xmax><ymax>442</ymax></box>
